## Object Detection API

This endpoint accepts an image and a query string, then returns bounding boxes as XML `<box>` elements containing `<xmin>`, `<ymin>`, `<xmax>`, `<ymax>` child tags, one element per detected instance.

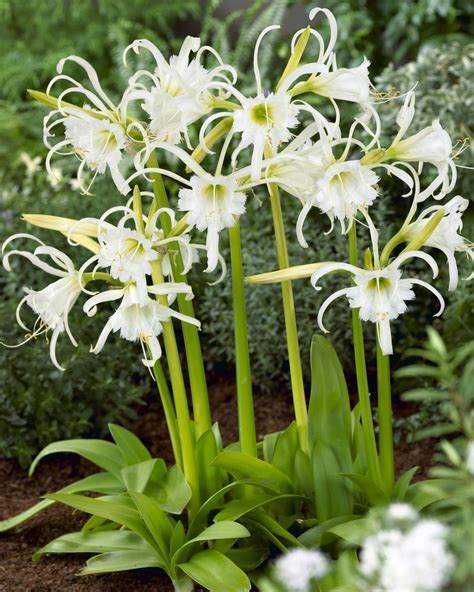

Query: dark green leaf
<box><xmin>108</xmin><ymin>424</ymin><xmax>151</xmax><ymax>466</ymax></box>
<box><xmin>178</xmin><ymin>550</ymin><xmax>251</xmax><ymax>592</ymax></box>
<box><xmin>29</xmin><ymin>439</ymin><xmax>124</xmax><ymax>477</ymax></box>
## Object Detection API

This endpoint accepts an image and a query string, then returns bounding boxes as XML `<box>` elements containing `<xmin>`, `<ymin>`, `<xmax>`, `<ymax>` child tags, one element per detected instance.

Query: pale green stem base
<box><xmin>152</xmin><ymin>263</ymin><xmax>200</xmax><ymax>517</ymax></box>
<box><xmin>152</xmin><ymin>360</ymin><xmax>183</xmax><ymax>470</ymax></box>
<box><xmin>148</xmin><ymin>152</ymin><xmax>212</xmax><ymax>438</ymax></box>
<box><xmin>376</xmin><ymin>341</ymin><xmax>394</xmax><ymax>494</ymax></box>
<box><xmin>229</xmin><ymin>224</ymin><xmax>257</xmax><ymax>457</ymax></box>
<box><xmin>267</xmin><ymin>181</ymin><xmax>308</xmax><ymax>452</ymax></box>
<box><xmin>348</xmin><ymin>225</ymin><xmax>382</xmax><ymax>487</ymax></box>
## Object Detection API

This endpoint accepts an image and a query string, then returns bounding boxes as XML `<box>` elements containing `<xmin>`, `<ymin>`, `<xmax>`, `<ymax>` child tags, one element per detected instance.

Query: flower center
<box><xmin>249</xmin><ymin>102</ymin><xmax>274</xmax><ymax>127</ymax></box>
<box><xmin>367</xmin><ymin>276</ymin><xmax>392</xmax><ymax>291</ymax></box>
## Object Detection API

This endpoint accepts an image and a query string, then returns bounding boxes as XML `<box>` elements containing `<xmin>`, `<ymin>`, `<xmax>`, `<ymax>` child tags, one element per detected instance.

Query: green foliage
<box><xmin>396</xmin><ymin>328</ymin><xmax>474</xmax><ymax>440</ymax></box>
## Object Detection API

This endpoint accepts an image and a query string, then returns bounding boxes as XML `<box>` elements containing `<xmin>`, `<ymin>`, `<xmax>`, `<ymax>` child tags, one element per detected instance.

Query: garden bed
<box><xmin>0</xmin><ymin>373</ymin><xmax>435</xmax><ymax>591</ymax></box>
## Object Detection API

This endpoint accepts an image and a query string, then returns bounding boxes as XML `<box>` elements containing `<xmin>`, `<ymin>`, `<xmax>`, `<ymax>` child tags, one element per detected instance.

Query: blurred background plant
<box><xmin>0</xmin><ymin>0</ymin><xmax>472</xmax><ymax>463</ymax></box>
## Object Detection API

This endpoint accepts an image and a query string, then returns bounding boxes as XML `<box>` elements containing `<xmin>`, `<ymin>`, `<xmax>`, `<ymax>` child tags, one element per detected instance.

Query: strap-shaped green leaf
<box><xmin>212</xmin><ymin>452</ymin><xmax>292</xmax><ymax>490</ymax></box>
<box><xmin>214</xmin><ymin>493</ymin><xmax>305</xmax><ymax>522</ymax></box>
<box><xmin>309</xmin><ymin>336</ymin><xmax>354</xmax><ymax>520</ymax></box>
<box><xmin>46</xmin><ymin>493</ymin><xmax>154</xmax><ymax>546</ymax></box>
<box><xmin>108</xmin><ymin>424</ymin><xmax>151</xmax><ymax>466</ymax></box>
<box><xmin>196</xmin><ymin>429</ymin><xmax>223</xmax><ymax>501</ymax></box>
<box><xmin>29</xmin><ymin>439</ymin><xmax>124</xmax><ymax>477</ymax></box>
<box><xmin>178</xmin><ymin>549</ymin><xmax>251</xmax><ymax>592</ymax></box>
<box><xmin>392</xmin><ymin>466</ymin><xmax>419</xmax><ymax>500</ymax></box>
<box><xmin>328</xmin><ymin>517</ymin><xmax>372</xmax><ymax>545</ymax></box>
<box><xmin>129</xmin><ymin>491</ymin><xmax>173</xmax><ymax>562</ymax></box>
<box><xmin>312</xmin><ymin>441</ymin><xmax>353</xmax><ymax>522</ymax></box>
<box><xmin>172</xmin><ymin>521</ymin><xmax>250</xmax><ymax>569</ymax></box>
<box><xmin>155</xmin><ymin>465</ymin><xmax>192</xmax><ymax>515</ymax></box>
<box><xmin>309</xmin><ymin>335</ymin><xmax>352</xmax><ymax>459</ymax></box>
<box><xmin>298</xmin><ymin>515</ymin><xmax>360</xmax><ymax>547</ymax></box>
<box><xmin>188</xmin><ymin>479</ymin><xmax>279</xmax><ymax>539</ymax></box>
<box><xmin>0</xmin><ymin>472</ymin><xmax>121</xmax><ymax>533</ymax></box>
<box><xmin>121</xmin><ymin>458</ymin><xmax>166</xmax><ymax>494</ymax></box>
<box><xmin>342</xmin><ymin>473</ymin><xmax>388</xmax><ymax>506</ymax></box>
<box><xmin>80</xmin><ymin>550</ymin><xmax>164</xmax><ymax>575</ymax></box>
<box><xmin>33</xmin><ymin>529</ymin><xmax>153</xmax><ymax>560</ymax></box>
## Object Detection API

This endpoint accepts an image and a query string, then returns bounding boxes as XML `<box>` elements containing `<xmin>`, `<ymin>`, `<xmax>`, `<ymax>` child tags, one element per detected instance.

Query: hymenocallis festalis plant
<box><xmin>1</xmin><ymin>6</ymin><xmax>472</xmax><ymax>591</ymax></box>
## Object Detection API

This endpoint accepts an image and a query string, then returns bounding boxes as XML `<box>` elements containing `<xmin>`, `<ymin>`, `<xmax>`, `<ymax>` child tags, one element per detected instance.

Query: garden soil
<box><xmin>0</xmin><ymin>374</ymin><xmax>435</xmax><ymax>591</ymax></box>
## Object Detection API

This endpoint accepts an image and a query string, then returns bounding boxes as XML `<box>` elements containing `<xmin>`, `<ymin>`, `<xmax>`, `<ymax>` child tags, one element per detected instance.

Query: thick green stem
<box><xmin>376</xmin><ymin>341</ymin><xmax>394</xmax><ymax>494</ymax></box>
<box><xmin>152</xmin><ymin>360</ymin><xmax>183</xmax><ymax>470</ymax></box>
<box><xmin>148</xmin><ymin>152</ymin><xmax>212</xmax><ymax>438</ymax></box>
<box><xmin>266</xmin><ymin>180</ymin><xmax>308</xmax><ymax>452</ymax></box>
<box><xmin>152</xmin><ymin>263</ymin><xmax>200</xmax><ymax>516</ymax></box>
<box><xmin>348</xmin><ymin>225</ymin><xmax>382</xmax><ymax>486</ymax></box>
<box><xmin>229</xmin><ymin>223</ymin><xmax>257</xmax><ymax>457</ymax></box>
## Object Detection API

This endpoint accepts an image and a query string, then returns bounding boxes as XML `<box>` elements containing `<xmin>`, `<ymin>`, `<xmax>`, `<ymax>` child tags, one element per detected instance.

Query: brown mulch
<box><xmin>0</xmin><ymin>374</ymin><xmax>435</xmax><ymax>591</ymax></box>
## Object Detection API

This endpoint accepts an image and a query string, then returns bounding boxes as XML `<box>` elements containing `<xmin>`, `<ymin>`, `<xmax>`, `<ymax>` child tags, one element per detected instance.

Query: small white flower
<box><xmin>97</xmin><ymin>226</ymin><xmax>158</xmax><ymax>284</ymax></box>
<box><xmin>2</xmin><ymin>236</ymin><xmax>82</xmax><ymax>370</ymax></box>
<box><xmin>466</xmin><ymin>441</ymin><xmax>474</xmax><ymax>476</ymax></box>
<box><xmin>232</xmin><ymin>92</ymin><xmax>300</xmax><ymax>181</ymax></box>
<box><xmin>314</xmin><ymin>159</ymin><xmax>379</xmax><ymax>232</ymax></box>
<box><xmin>385</xmin><ymin>503</ymin><xmax>418</xmax><ymax>525</ymax></box>
<box><xmin>178</xmin><ymin>174</ymin><xmax>247</xmax><ymax>272</ymax></box>
<box><xmin>274</xmin><ymin>548</ymin><xmax>329</xmax><ymax>592</ymax></box>
<box><xmin>19</xmin><ymin>153</ymin><xmax>42</xmax><ymax>177</ymax></box>
<box><xmin>84</xmin><ymin>281</ymin><xmax>199</xmax><ymax>367</ymax></box>
<box><xmin>44</xmin><ymin>55</ymin><xmax>132</xmax><ymax>194</ymax></box>
<box><xmin>361</xmin><ymin>519</ymin><xmax>455</xmax><ymax>592</ymax></box>
<box><xmin>125</xmin><ymin>36</ymin><xmax>236</xmax><ymax>148</ymax></box>
<box><xmin>384</xmin><ymin>92</ymin><xmax>456</xmax><ymax>201</ymax></box>
<box><xmin>407</xmin><ymin>196</ymin><xmax>472</xmax><ymax>291</ymax></box>
<box><xmin>301</xmin><ymin>59</ymin><xmax>372</xmax><ymax>104</ymax></box>
<box><xmin>312</xmin><ymin>249</ymin><xmax>445</xmax><ymax>355</ymax></box>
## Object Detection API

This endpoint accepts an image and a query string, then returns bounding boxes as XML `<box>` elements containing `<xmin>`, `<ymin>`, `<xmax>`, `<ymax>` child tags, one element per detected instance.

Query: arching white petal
<box><xmin>393</xmin><ymin>250</ymin><xmax>439</xmax><ymax>279</ymax></box>
<box><xmin>408</xmin><ymin>279</ymin><xmax>445</xmax><ymax>317</ymax></box>
<box><xmin>254</xmin><ymin>25</ymin><xmax>281</xmax><ymax>95</ymax></box>
<box><xmin>83</xmin><ymin>289</ymin><xmax>124</xmax><ymax>317</ymax></box>
<box><xmin>317</xmin><ymin>287</ymin><xmax>353</xmax><ymax>333</ymax></box>
<box><xmin>311</xmin><ymin>262</ymin><xmax>359</xmax><ymax>290</ymax></box>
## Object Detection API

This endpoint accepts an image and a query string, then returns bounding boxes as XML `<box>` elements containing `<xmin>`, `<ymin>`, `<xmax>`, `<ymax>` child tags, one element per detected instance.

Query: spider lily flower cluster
<box><xmin>1</xmin><ymin>6</ymin><xmax>472</xmax><ymax>590</ymax></box>
<box><xmin>2</xmin><ymin>201</ymin><xmax>201</xmax><ymax>370</ymax></box>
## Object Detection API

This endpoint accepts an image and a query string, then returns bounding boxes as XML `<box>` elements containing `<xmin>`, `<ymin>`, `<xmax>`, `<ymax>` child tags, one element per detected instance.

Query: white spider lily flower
<box><xmin>43</xmin><ymin>55</ymin><xmax>132</xmax><ymax>194</ymax></box>
<box><xmin>274</xmin><ymin>548</ymin><xmax>329</xmax><ymax>592</ymax></box>
<box><xmin>406</xmin><ymin>196</ymin><xmax>472</xmax><ymax>291</ymax></box>
<box><xmin>314</xmin><ymin>159</ymin><xmax>379</xmax><ymax>234</ymax></box>
<box><xmin>178</xmin><ymin>174</ymin><xmax>247</xmax><ymax>272</ymax></box>
<box><xmin>384</xmin><ymin>92</ymin><xmax>456</xmax><ymax>201</ymax></box>
<box><xmin>275</xmin><ymin>127</ymin><xmax>379</xmax><ymax>244</ymax></box>
<box><xmin>45</xmin><ymin>110</ymin><xmax>129</xmax><ymax>195</ymax></box>
<box><xmin>289</xmin><ymin>58</ymin><xmax>372</xmax><ymax>106</ymax></box>
<box><xmin>232</xmin><ymin>91</ymin><xmax>300</xmax><ymax>181</ymax></box>
<box><xmin>2</xmin><ymin>236</ymin><xmax>82</xmax><ymax>371</ymax></box>
<box><xmin>311</xmin><ymin>251</ymin><xmax>445</xmax><ymax>355</ymax></box>
<box><xmin>84</xmin><ymin>282</ymin><xmax>199</xmax><ymax>367</ymax></box>
<box><xmin>125</xmin><ymin>36</ymin><xmax>236</xmax><ymax>148</ymax></box>
<box><xmin>95</xmin><ymin>224</ymin><xmax>158</xmax><ymax>300</ymax></box>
